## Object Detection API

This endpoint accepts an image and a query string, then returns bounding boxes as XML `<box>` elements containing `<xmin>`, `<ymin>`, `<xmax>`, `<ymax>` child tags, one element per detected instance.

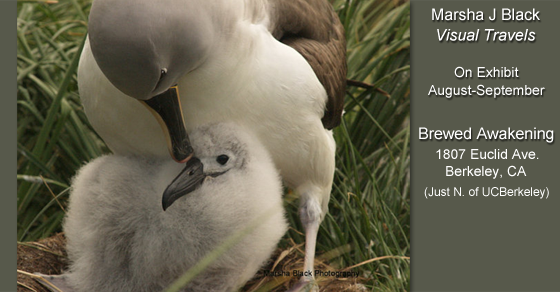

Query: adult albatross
<box><xmin>78</xmin><ymin>0</ymin><xmax>346</xmax><ymax>287</ymax></box>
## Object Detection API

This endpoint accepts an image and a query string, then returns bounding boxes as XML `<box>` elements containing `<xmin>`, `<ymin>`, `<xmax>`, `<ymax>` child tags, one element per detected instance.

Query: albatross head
<box><xmin>161</xmin><ymin>123</ymin><xmax>252</xmax><ymax>210</ymax></box>
<box><xmin>88</xmin><ymin>0</ymin><xmax>213</xmax><ymax>99</ymax></box>
<box><xmin>87</xmin><ymin>0</ymin><xmax>215</xmax><ymax>162</ymax></box>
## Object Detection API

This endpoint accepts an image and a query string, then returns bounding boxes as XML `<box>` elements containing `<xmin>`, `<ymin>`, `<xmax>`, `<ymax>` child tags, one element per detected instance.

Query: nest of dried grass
<box><xmin>17</xmin><ymin>234</ymin><xmax>366</xmax><ymax>292</ymax></box>
<box><xmin>17</xmin><ymin>233</ymin><xmax>67</xmax><ymax>292</ymax></box>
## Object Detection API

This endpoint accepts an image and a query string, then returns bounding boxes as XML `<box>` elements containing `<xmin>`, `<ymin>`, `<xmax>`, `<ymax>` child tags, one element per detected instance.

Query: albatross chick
<box><xmin>59</xmin><ymin>123</ymin><xmax>287</xmax><ymax>292</ymax></box>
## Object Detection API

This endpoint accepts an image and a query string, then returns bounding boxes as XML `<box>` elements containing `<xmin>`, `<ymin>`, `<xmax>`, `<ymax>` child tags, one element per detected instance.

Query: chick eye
<box><xmin>216</xmin><ymin>155</ymin><xmax>229</xmax><ymax>165</ymax></box>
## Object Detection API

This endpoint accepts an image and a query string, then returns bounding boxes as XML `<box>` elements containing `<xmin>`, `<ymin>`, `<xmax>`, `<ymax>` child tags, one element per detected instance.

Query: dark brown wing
<box><xmin>269</xmin><ymin>0</ymin><xmax>347</xmax><ymax>129</ymax></box>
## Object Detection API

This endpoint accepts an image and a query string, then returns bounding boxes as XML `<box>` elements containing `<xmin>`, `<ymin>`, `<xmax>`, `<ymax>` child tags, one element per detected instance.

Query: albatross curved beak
<box><xmin>162</xmin><ymin>157</ymin><xmax>205</xmax><ymax>211</ymax></box>
<box><xmin>162</xmin><ymin>157</ymin><xmax>230</xmax><ymax>210</ymax></box>
<box><xmin>141</xmin><ymin>86</ymin><xmax>193</xmax><ymax>163</ymax></box>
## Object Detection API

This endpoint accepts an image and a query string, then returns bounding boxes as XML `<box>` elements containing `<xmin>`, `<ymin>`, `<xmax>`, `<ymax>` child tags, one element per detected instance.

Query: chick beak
<box><xmin>140</xmin><ymin>86</ymin><xmax>193</xmax><ymax>163</ymax></box>
<box><xmin>162</xmin><ymin>157</ymin><xmax>205</xmax><ymax>210</ymax></box>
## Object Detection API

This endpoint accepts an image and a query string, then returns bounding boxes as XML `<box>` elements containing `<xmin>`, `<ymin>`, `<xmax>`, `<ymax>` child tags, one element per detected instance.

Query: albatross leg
<box><xmin>289</xmin><ymin>191</ymin><xmax>324</xmax><ymax>292</ymax></box>
<box><xmin>300</xmin><ymin>219</ymin><xmax>320</xmax><ymax>291</ymax></box>
<box><xmin>303</xmin><ymin>216</ymin><xmax>320</xmax><ymax>278</ymax></box>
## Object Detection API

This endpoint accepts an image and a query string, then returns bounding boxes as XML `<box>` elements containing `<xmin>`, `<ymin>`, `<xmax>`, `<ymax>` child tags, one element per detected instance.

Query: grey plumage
<box><xmin>63</xmin><ymin>123</ymin><xmax>287</xmax><ymax>291</ymax></box>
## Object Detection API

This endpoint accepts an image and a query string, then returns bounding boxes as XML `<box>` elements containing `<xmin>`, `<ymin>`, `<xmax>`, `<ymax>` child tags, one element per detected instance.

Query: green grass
<box><xmin>17</xmin><ymin>0</ymin><xmax>410</xmax><ymax>291</ymax></box>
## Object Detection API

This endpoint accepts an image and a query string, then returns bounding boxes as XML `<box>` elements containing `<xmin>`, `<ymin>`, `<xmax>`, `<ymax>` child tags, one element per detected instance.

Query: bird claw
<box><xmin>287</xmin><ymin>276</ymin><xmax>319</xmax><ymax>292</ymax></box>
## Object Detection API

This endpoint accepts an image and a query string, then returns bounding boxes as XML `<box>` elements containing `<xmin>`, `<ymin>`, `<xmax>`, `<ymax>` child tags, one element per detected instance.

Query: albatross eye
<box><xmin>216</xmin><ymin>155</ymin><xmax>229</xmax><ymax>165</ymax></box>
